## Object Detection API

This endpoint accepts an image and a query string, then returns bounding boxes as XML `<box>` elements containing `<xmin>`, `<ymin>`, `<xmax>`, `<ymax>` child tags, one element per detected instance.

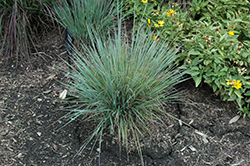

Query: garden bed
<box><xmin>0</xmin><ymin>32</ymin><xmax>250</xmax><ymax>166</ymax></box>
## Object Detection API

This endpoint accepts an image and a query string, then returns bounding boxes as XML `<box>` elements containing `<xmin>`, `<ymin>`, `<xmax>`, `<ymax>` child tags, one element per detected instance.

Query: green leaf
<box><xmin>190</xmin><ymin>66</ymin><xmax>199</xmax><ymax>71</ymax></box>
<box><xmin>198</xmin><ymin>43</ymin><xmax>204</xmax><ymax>49</ymax></box>
<box><xmin>189</xmin><ymin>71</ymin><xmax>200</xmax><ymax>76</ymax></box>
<box><xmin>221</xmin><ymin>67</ymin><xmax>228</xmax><ymax>72</ymax></box>
<box><xmin>203</xmin><ymin>59</ymin><xmax>212</xmax><ymax>65</ymax></box>
<box><xmin>188</xmin><ymin>50</ymin><xmax>201</xmax><ymax>56</ymax></box>
<box><xmin>204</xmin><ymin>78</ymin><xmax>212</xmax><ymax>84</ymax></box>
<box><xmin>212</xmin><ymin>84</ymin><xmax>217</xmax><ymax>92</ymax></box>
<box><xmin>236</xmin><ymin>98</ymin><xmax>243</xmax><ymax>107</ymax></box>
<box><xmin>179</xmin><ymin>65</ymin><xmax>188</xmax><ymax>70</ymax></box>
<box><xmin>191</xmin><ymin>57</ymin><xmax>201</xmax><ymax>65</ymax></box>
<box><xmin>193</xmin><ymin>75</ymin><xmax>202</xmax><ymax>87</ymax></box>
<box><xmin>228</xmin><ymin>98</ymin><xmax>235</xmax><ymax>101</ymax></box>
<box><xmin>245</xmin><ymin>82</ymin><xmax>250</xmax><ymax>86</ymax></box>
<box><xmin>228</xmin><ymin>88</ymin><xmax>233</xmax><ymax>96</ymax></box>
<box><xmin>219</xmin><ymin>33</ymin><xmax>226</xmax><ymax>43</ymax></box>
<box><xmin>245</xmin><ymin>91</ymin><xmax>250</xmax><ymax>96</ymax></box>
<box><xmin>234</xmin><ymin>90</ymin><xmax>242</xmax><ymax>98</ymax></box>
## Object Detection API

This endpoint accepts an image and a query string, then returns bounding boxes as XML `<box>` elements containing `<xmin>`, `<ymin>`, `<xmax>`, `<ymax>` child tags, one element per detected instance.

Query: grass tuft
<box><xmin>53</xmin><ymin>0</ymin><xmax>121</xmax><ymax>43</ymax></box>
<box><xmin>0</xmin><ymin>0</ymin><xmax>55</xmax><ymax>68</ymax></box>
<box><xmin>60</xmin><ymin>21</ymin><xmax>189</xmax><ymax>165</ymax></box>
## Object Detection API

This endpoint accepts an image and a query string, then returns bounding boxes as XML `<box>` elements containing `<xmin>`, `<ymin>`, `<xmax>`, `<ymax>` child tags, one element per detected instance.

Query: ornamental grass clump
<box><xmin>60</xmin><ymin>24</ymin><xmax>188</xmax><ymax>165</ymax></box>
<box><xmin>53</xmin><ymin>0</ymin><xmax>120</xmax><ymax>43</ymax></box>
<box><xmin>0</xmin><ymin>0</ymin><xmax>54</xmax><ymax>67</ymax></box>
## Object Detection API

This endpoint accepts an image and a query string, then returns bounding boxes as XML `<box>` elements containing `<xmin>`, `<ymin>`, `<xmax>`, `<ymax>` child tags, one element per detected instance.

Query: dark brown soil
<box><xmin>1</xmin><ymin>32</ymin><xmax>250</xmax><ymax>166</ymax></box>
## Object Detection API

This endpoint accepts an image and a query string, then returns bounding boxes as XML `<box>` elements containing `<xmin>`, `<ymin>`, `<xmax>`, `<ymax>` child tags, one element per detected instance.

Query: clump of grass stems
<box><xmin>53</xmin><ymin>0</ymin><xmax>121</xmax><ymax>43</ymax></box>
<box><xmin>0</xmin><ymin>0</ymin><xmax>54</xmax><ymax>68</ymax></box>
<box><xmin>59</xmin><ymin>19</ymin><xmax>189</xmax><ymax>164</ymax></box>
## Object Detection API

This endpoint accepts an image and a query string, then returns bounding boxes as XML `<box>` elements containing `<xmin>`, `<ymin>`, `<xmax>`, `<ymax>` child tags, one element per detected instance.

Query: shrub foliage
<box><xmin>123</xmin><ymin>0</ymin><xmax>250</xmax><ymax>117</ymax></box>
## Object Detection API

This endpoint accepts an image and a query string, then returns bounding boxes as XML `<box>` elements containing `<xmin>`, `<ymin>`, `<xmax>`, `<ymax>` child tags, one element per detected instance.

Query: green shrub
<box><xmin>181</xmin><ymin>20</ymin><xmax>250</xmax><ymax>117</ymax></box>
<box><xmin>59</xmin><ymin>22</ymin><xmax>188</xmax><ymax>164</ymax></box>
<box><xmin>125</xmin><ymin>0</ymin><xmax>250</xmax><ymax>117</ymax></box>
<box><xmin>0</xmin><ymin>0</ymin><xmax>54</xmax><ymax>67</ymax></box>
<box><xmin>53</xmin><ymin>0</ymin><xmax>120</xmax><ymax>43</ymax></box>
<box><xmin>182</xmin><ymin>0</ymin><xmax>250</xmax><ymax>117</ymax></box>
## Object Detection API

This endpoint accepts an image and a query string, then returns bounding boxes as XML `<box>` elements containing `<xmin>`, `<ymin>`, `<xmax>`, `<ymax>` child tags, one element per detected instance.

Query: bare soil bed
<box><xmin>0</xmin><ymin>32</ymin><xmax>250</xmax><ymax>166</ymax></box>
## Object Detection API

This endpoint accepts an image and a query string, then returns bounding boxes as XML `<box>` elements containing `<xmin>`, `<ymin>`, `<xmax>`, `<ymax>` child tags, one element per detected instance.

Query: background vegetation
<box><xmin>122</xmin><ymin>0</ymin><xmax>250</xmax><ymax>117</ymax></box>
<box><xmin>0</xmin><ymin>0</ymin><xmax>54</xmax><ymax>68</ymax></box>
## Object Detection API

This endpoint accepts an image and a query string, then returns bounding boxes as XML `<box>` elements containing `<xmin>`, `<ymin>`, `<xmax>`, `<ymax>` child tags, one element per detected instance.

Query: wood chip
<box><xmin>35</xmin><ymin>118</ymin><xmax>42</xmax><ymax>125</ymax></box>
<box><xmin>194</xmin><ymin>130</ymin><xmax>208</xmax><ymax>138</ymax></box>
<box><xmin>37</xmin><ymin>132</ymin><xmax>42</xmax><ymax>136</ymax></box>
<box><xmin>46</xmin><ymin>74</ymin><xmax>56</xmax><ymax>80</ymax></box>
<box><xmin>180</xmin><ymin>145</ymin><xmax>188</xmax><ymax>152</ymax></box>
<box><xmin>17</xmin><ymin>153</ymin><xmax>23</xmax><ymax>158</ymax></box>
<box><xmin>230</xmin><ymin>159</ymin><xmax>244</xmax><ymax>166</ymax></box>
<box><xmin>202</xmin><ymin>137</ymin><xmax>209</xmax><ymax>144</ymax></box>
<box><xmin>59</xmin><ymin>89</ymin><xmax>67</xmax><ymax>99</ymax></box>
<box><xmin>52</xmin><ymin>144</ymin><xmax>58</xmax><ymax>151</ymax></box>
<box><xmin>189</xmin><ymin>145</ymin><xmax>196</xmax><ymax>152</ymax></box>
<box><xmin>43</xmin><ymin>90</ymin><xmax>52</xmax><ymax>94</ymax></box>
<box><xmin>229</xmin><ymin>115</ymin><xmax>240</xmax><ymax>124</ymax></box>
<box><xmin>1</xmin><ymin>129</ymin><xmax>9</xmax><ymax>136</ymax></box>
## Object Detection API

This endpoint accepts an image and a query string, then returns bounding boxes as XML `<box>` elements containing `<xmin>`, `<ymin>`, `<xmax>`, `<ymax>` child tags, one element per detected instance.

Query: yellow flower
<box><xmin>228</xmin><ymin>31</ymin><xmax>234</xmax><ymax>36</ymax></box>
<box><xmin>142</xmin><ymin>0</ymin><xmax>147</xmax><ymax>3</ymax></box>
<box><xmin>226</xmin><ymin>79</ymin><xmax>236</xmax><ymax>85</ymax></box>
<box><xmin>166</xmin><ymin>9</ymin><xmax>176</xmax><ymax>17</ymax></box>
<box><xmin>147</xmin><ymin>19</ymin><xmax>152</xmax><ymax>27</ymax></box>
<box><xmin>169</xmin><ymin>9</ymin><xmax>176</xmax><ymax>15</ymax></box>
<box><xmin>244</xmin><ymin>25</ymin><xmax>247</xmax><ymax>29</ymax></box>
<box><xmin>232</xmin><ymin>80</ymin><xmax>242</xmax><ymax>89</ymax></box>
<box><xmin>154</xmin><ymin>23</ymin><xmax>160</xmax><ymax>27</ymax></box>
<box><xmin>158</xmin><ymin>21</ymin><xmax>165</xmax><ymax>26</ymax></box>
<box><xmin>167</xmin><ymin>12</ymin><xmax>171</xmax><ymax>17</ymax></box>
<box><xmin>155</xmin><ymin>21</ymin><xmax>164</xmax><ymax>27</ymax></box>
<box><xmin>227</xmin><ymin>79</ymin><xmax>242</xmax><ymax>89</ymax></box>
